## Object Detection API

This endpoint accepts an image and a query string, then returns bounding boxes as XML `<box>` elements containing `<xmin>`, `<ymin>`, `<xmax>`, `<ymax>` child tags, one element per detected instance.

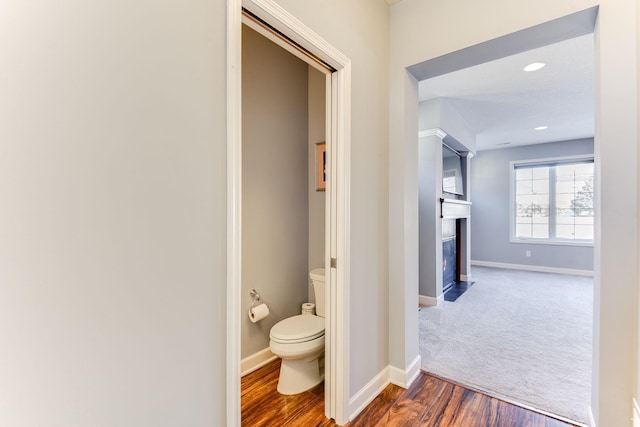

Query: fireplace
<box><xmin>440</xmin><ymin>201</ymin><xmax>474</xmax><ymax>302</ymax></box>
<box><xmin>442</xmin><ymin>217</ymin><xmax>458</xmax><ymax>291</ymax></box>
<box><xmin>442</xmin><ymin>236</ymin><xmax>457</xmax><ymax>290</ymax></box>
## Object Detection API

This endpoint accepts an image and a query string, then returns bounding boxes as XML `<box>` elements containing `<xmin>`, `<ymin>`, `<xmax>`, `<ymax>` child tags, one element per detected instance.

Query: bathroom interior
<box><xmin>240</xmin><ymin>22</ymin><xmax>328</xmax><ymax>418</ymax></box>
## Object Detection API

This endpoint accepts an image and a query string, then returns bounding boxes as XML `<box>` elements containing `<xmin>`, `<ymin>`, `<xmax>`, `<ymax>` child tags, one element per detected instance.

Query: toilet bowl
<box><xmin>269</xmin><ymin>268</ymin><xmax>326</xmax><ymax>395</ymax></box>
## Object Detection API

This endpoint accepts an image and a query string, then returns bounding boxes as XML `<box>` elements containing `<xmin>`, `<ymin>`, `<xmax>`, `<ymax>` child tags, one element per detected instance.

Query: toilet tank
<box><xmin>310</xmin><ymin>268</ymin><xmax>326</xmax><ymax>318</ymax></box>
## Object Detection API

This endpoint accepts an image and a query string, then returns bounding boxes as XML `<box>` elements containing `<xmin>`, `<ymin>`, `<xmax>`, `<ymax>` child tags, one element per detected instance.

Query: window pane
<box><xmin>533</xmin><ymin>209</ymin><xmax>549</xmax><ymax>219</ymax></box>
<box><xmin>516</xmin><ymin>223</ymin><xmax>530</xmax><ymax>238</ymax></box>
<box><xmin>556</xmin><ymin>216</ymin><xmax>575</xmax><ymax>226</ymax></box>
<box><xmin>575</xmin><ymin>216</ymin><xmax>594</xmax><ymax>226</ymax></box>
<box><xmin>556</xmin><ymin>194</ymin><xmax>574</xmax><ymax>207</ymax></box>
<box><xmin>514</xmin><ymin>160</ymin><xmax>593</xmax><ymax>242</ymax></box>
<box><xmin>532</xmin><ymin>167</ymin><xmax>549</xmax><ymax>179</ymax></box>
<box><xmin>516</xmin><ymin>168</ymin><xmax>532</xmax><ymax>180</ymax></box>
<box><xmin>531</xmin><ymin>179</ymin><xmax>548</xmax><ymax>194</ymax></box>
<box><xmin>575</xmin><ymin>225</ymin><xmax>594</xmax><ymax>240</ymax></box>
<box><xmin>556</xmin><ymin>180</ymin><xmax>579</xmax><ymax>194</ymax></box>
<box><xmin>515</xmin><ymin>166</ymin><xmax>550</xmax><ymax>239</ymax></box>
<box><xmin>556</xmin><ymin>224</ymin><xmax>575</xmax><ymax>239</ymax></box>
<box><xmin>516</xmin><ymin>223</ymin><xmax>538</xmax><ymax>238</ymax></box>
<box><xmin>532</xmin><ymin>224</ymin><xmax>549</xmax><ymax>238</ymax></box>
<box><xmin>516</xmin><ymin>203</ymin><xmax>549</xmax><ymax>217</ymax></box>
<box><xmin>531</xmin><ymin>194</ymin><xmax>549</xmax><ymax>207</ymax></box>
<box><xmin>516</xmin><ymin>181</ymin><xmax>533</xmax><ymax>195</ymax></box>
<box><xmin>554</xmin><ymin>162</ymin><xmax>594</xmax><ymax>240</ymax></box>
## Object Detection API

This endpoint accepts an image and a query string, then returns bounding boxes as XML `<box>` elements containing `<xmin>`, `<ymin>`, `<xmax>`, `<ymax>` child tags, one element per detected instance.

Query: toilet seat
<box><xmin>270</xmin><ymin>314</ymin><xmax>325</xmax><ymax>344</ymax></box>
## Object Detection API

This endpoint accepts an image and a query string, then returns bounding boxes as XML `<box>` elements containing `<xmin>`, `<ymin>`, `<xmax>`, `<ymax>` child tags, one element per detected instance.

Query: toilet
<box><xmin>269</xmin><ymin>268</ymin><xmax>326</xmax><ymax>395</ymax></box>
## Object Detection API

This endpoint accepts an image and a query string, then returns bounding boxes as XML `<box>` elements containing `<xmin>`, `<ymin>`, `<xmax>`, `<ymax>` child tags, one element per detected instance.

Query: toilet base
<box><xmin>277</xmin><ymin>353</ymin><xmax>325</xmax><ymax>395</ymax></box>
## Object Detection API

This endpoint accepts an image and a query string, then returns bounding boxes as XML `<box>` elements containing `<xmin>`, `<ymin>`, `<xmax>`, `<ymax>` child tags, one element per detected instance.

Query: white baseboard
<box><xmin>241</xmin><ymin>347</ymin><xmax>277</xmax><ymax>377</ymax></box>
<box><xmin>471</xmin><ymin>260</ymin><xmax>594</xmax><ymax>277</ymax></box>
<box><xmin>589</xmin><ymin>406</ymin><xmax>596</xmax><ymax>427</ymax></box>
<box><xmin>389</xmin><ymin>355</ymin><xmax>421</xmax><ymax>388</ymax></box>
<box><xmin>348</xmin><ymin>366</ymin><xmax>390</xmax><ymax>420</ymax></box>
<box><xmin>348</xmin><ymin>355</ymin><xmax>421</xmax><ymax>421</ymax></box>
<box><xmin>419</xmin><ymin>294</ymin><xmax>444</xmax><ymax>307</ymax></box>
<box><xmin>633</xmin><ymin>399</ymin><xmax>640</xmax><ymax>427</ymax></box>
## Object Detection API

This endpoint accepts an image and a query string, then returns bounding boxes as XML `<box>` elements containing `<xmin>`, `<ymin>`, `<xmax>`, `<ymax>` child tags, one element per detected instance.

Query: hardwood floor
<box><xmin>242</xmin><ymin>360</ymin><xmax>580</xmax><ymax>426</ymax></box>
<box><xmin>241</xmin><ymin>358</ymin><xmax>333</xmax><ymax>426</ymax></box>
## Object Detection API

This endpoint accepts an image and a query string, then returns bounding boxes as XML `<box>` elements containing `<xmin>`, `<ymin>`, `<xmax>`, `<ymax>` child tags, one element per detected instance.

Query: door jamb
<box><xmin>226</xmin><ymin>0</ymin><xmax>352</xmax><ymax>424</ymax></box>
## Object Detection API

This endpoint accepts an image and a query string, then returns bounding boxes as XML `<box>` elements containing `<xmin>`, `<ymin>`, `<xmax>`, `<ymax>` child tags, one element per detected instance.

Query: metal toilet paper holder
<box><xmin>250</xmin><ymin>289</ymin><xmax>261</xmax><ymax>309</ymax></box>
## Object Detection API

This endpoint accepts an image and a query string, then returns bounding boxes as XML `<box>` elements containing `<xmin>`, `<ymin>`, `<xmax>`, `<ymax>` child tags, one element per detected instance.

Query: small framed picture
<box><xmin>316</xmin><ymin>142</ymin><xmax>326</xmax><ymax>191</ymax></box>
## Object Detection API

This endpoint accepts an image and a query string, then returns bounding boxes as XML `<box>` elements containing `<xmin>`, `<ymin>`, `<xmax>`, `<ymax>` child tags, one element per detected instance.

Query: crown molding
<box><xmin>418</xmin><ymin>128</ymin><xmax>447</xmax><ymax>140</ymax></box>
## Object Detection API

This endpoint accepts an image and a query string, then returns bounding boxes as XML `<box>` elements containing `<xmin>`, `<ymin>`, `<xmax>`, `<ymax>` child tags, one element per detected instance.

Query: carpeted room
<box><xmin>417</xmin><ymin>29</ymin><xmax>595</xmax><ymax>426</ymax></box>
<box><xmin>419</xmin><ymin>140</ymin><xmax>595</xmax><ymax>425</ymax></box>
<box><xmin>419</xmin><ymin>266</ymin><xmax>593</xmax><ymax>424</ymax></box>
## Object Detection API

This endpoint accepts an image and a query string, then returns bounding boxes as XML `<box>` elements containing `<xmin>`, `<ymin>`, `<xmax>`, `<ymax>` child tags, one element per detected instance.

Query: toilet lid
<box><xmin>270</xmin><ymin>314</ymin><xmax>325</xmax><ymax>343</ymax></box>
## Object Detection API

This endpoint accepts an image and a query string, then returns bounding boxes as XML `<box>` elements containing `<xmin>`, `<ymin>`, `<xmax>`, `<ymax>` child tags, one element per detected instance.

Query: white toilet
<box><xmin>269</xmin><ymin>268</ymin><xmax>326</xmax><ymax>395</ymax></box>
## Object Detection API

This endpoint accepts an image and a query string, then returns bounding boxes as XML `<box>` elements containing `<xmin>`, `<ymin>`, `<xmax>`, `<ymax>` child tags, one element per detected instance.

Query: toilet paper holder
<box><xmin>250</xmin><ymin>289</ymin><xmax>261</xmax><ymax>309</ymax></box>
<box><xmin>248</xmin><ymin>289</ymin><xmax>270</xmax><ymax>323</ymax></box>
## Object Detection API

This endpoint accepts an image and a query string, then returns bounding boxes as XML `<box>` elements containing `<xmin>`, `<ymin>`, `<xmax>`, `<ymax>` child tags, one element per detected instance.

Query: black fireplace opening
<box><xmin>442</xmin><ymin>230</ymin><xmax>474</xmax><ymax>302</ymax></box>
<box><xmin>442</xmin><ymin>236</ymin><xmax>457</xmax><ymax>290</ymax></box>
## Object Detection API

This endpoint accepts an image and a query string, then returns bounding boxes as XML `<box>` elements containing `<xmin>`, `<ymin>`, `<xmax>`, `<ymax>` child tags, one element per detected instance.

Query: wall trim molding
<box><xmin>471</xmin><ymin>260</ymin><xmax>594</xmax><ymax>277</ymax></box>
<box><xmin>245</xmin><ymin>0</ymin><xmax>350</xmax><ymax>69</ymax></box>
<box><xmin>632</xmin><ymin>399</ymin><xmax>640</xmax><ymax>427</ymax></box>
<box><xmin>588</xmin><ymin>405</ymin><xmax>596</xmax><ymax>427</ymax></box>
<box><xmin>349</xmin><ymin>355</ymin><xmax>421</xmax><ymax>421</ymax></box>
<box><xmin>418</xmin><ymin>128</ymin><xmax>447</xmax><ymax>139</ymax></box>
<box><xmin>240</xmin><ymin>348</ymin><xmax>277</xmax><ymax>377</ymax></box>
<box><xmin>419</xmin><ymin>294</ymin><xmax>444</xmax><ymax>307</ymax></box>
<box><xmin>389</xmin><ymin>355</ymin><xmax>421</xmax><ymax>388</ymax></box>
<box><xmin>226</xmin><ymin>1</ymin><xmax>243</xmax><ymax>425</ymax></box>
<box><xmin>348</xmin><ymin>366</ymin><xmax>390</xmax><ymax>421</ymax></box>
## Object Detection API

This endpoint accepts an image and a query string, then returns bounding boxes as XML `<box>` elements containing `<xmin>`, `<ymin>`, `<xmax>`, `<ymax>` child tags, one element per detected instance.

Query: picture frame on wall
<box><xmin>316</xmin><ymin>142</ymin><xmax>326</xmax><ymax>191</ymax></box>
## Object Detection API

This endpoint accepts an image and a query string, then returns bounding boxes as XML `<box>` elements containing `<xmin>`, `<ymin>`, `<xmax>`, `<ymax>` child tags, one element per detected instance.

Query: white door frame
<box><xmin>226</xmin><ymin>0</ymin><xmax>352</xmax><ymax>424</ymax></box>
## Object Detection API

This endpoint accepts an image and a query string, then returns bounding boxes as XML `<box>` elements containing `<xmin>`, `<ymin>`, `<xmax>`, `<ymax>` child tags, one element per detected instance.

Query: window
<box><xmin>511</xmin><ymin>156</ymin><xmax>594</xmax><ymax>245</ymax></box>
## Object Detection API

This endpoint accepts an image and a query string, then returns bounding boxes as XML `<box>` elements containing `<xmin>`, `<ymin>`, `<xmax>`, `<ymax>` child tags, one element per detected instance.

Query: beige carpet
<box><xmin>419</xmin><ymin>266</ymin><xmax>592</xmax><ymax>424</ymax></box>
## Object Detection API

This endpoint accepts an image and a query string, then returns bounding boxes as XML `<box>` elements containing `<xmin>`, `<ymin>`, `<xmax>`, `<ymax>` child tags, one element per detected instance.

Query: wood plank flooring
<box><xmin>241</xmin><ymin>359</ymin><xmax>580</xmax><ymax>426</ymax></box>
<box><xmin>241</xmin><ymin>358</ymin><xmax>334</xmax><ymax>427</ymax></box>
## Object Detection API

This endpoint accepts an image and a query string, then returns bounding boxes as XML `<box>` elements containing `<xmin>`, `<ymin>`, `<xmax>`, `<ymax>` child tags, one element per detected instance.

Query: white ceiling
<box><xmin>418</xmin><ymin>33</ymin><xmax>594</xmax><ymax>151</ymax></box>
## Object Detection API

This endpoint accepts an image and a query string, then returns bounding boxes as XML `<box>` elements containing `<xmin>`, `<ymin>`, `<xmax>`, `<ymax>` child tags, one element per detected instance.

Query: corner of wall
<box><xmin>389</xmin><ymin>355</ymin><xmax>421</xmax><ymax>389</ymax></box>
<box><xmin>348</xmin><ymin>366</ymin><xmax>391</xmax><ymax>421</ymax></box>
<box><xmin>348</xmin><ymin>355</ymin><xmax>421</xmax><ymax>422</ymax></box>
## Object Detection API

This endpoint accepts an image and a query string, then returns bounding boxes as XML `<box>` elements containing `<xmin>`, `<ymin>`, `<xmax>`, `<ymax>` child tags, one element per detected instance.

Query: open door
<box><xmin>227</xmin><ymin>0</ymin><xmax>352</xmax><ymax>424</ymax></box>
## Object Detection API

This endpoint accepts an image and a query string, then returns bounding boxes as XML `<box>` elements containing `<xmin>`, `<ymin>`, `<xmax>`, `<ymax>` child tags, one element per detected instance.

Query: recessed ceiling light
<box><xmin>524</xmin><ymin>62</ymin><xmax>546</xmax><ymax>72</ymax></box>
<box><xmin>535</xmin><ymin>126</ymin><xmax>548</xmax><ymax>131</ymax></box>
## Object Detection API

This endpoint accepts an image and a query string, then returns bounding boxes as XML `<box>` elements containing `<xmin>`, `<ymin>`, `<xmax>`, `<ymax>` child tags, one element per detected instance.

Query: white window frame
<box><xmin>509</xmin><ymin>154</ymin><xmax>595</xmax><ymax>247</ymax></box>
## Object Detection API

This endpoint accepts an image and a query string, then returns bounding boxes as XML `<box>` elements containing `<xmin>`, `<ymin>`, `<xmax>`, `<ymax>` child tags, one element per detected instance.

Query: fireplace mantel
<box><xmin>440</xmin><ymin>197</ymin><xmax>472</xmax><ymax>219</ymax></box>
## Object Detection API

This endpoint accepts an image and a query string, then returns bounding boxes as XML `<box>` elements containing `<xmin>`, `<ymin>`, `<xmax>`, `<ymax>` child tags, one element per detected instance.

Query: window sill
<box><xmin>509</xmin><ymin>238</ymin><xmax>594</xmax><ymax>247</ymax></box>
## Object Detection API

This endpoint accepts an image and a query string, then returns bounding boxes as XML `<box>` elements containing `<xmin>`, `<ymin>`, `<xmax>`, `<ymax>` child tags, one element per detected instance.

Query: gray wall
<box><xmin>0</xmin><ymin>0</ymin><xmax>227</xmax><ymax>424</ymax></box>
<box><xmin>419</xmin><ymin>99</ymin><xmax>476</xmax><ymax>153</ymax></box>
<box><xmin>308</xmin><ymin>66</ymin><xmax>326</xmax><ymax>301</ymax></box>
<box><xmin>471</xmin><ymin>138</ymin><xmax>594</xmax><ymax>271</ymax></box>
<box><xmin>10</xmin><ymin>1</ymin><xmax>638</xmax><ymax>425</ymax></box>
<box><xmin>0</xmin><ymin>0</ymin><xmax>392</xmax><ymax>422</ymax></box>
<box><xmin>275</xmin><ymin>0</ymin><xmax>391</xmax><ymax>396</ymax></box>
<box><xmin>418</xmin><ymin>134</ymin><xmax>443</xmax><ymax>298</ymax></box>
<box><xmin>241</xmin><ymin>25</ymin><xmax>309</xmax><ymax>358</ymax></box>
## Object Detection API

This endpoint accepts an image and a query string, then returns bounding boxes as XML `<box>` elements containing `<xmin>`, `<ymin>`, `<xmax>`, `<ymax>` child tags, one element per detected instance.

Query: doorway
<box><xmin>240</xmin><ymin>18</ymin><xmax>326</xmax><ymax>420</ymax></box>
<box><xmin>413</xmin><ymin>9</ymin><xmax>597</xmax><ymax>426</ymax></box>
<box><xmin>226</xmin><ymin>0</ymin><xmax>352</xmax><ymax>425</ymax></box>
